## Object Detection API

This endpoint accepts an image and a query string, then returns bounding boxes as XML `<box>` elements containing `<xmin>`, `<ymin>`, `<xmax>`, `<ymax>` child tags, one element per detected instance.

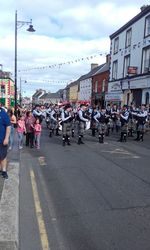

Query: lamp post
<box><xmin>19</xmin><ymin>78</ymin><xmax>27</xmax><ymax>106</ymax></box>
<box><xmin>14</xmin><ymin>10</ymin><xmax>35</xmax><ymax>115</ymax></box>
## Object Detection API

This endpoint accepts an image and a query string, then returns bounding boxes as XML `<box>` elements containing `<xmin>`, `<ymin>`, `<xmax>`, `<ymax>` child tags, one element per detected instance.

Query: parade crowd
<box><xmin>0</xmin><ymin>101</ymin><xmax>150</xmax><ymax>179</ymax></box>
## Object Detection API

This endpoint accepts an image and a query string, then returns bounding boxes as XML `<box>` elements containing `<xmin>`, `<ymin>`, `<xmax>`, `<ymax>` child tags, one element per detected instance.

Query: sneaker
<box><xmin>2</xmin><ymin>171</ymin><xmax>8</xmax><ymax>179</ymax></box>
<box><xmin>8</xmin><ymin>146</ymin><xmax>12</xmax><ymax>150</ymax></box>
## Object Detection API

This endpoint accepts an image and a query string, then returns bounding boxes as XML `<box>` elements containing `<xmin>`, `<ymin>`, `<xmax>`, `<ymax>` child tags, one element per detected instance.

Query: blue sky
<box><xmin>0</xmin><ymin>0</ymin><xmax>149</xmax><ymax>96</ymax></box>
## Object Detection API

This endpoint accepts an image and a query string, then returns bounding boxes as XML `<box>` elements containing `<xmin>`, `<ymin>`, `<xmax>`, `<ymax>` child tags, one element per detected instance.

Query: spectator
<box><xmin>16</xmin><ymin>115</ymin><xmax>26</xmax><ymax>149</ymax></box>
<box><xmin>0</xmin><ymin>102</ymin><xmax>11</xmax><ymax>179</ymax></box>
<box><xmin>7</xmin><ymin>108</ymin><xmax>17</xmax><ymax>150</ymax></box>
<box><xmin>34</xmin><ymin>118</ymin><xmax>42</xmax><ymax>149</ymax></box>
<box><xmin>25</xmin><ymin>111</ymin><xmax>35</xmax><ymax>148</ymax></box>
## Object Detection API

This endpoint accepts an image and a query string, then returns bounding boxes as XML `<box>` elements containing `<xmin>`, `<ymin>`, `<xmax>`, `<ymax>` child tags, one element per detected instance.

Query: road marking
<box><xmin>38</xmin><ymin>156</ymin><xmax>46</xmax><ymax>166</ymax></box>
<box><xmin>30</xmin><ymin>170</ymin><xmax>50</xmax><ymax>250</ymax></box>
<box><xmin>101</xmin><ymin>148</ymin><xmax>140</xmax><ymax>158</ymax></box>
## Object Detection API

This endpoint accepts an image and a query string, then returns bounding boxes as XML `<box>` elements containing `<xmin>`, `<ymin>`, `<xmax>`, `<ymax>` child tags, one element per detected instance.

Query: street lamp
<box><xmin>19</xmin><ymin>78</ymin><xmax>27</xmax><ymax>106</ymax></box>
<box><xmin>14</xmin><ymin>10</ymin><xmax>35</xmax><ymax>115</ymax></box>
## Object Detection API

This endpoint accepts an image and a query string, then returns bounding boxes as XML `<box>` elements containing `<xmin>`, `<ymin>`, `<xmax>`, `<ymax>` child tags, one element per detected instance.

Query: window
<box><xmin>112</xmin><ymin>60</ymin><xmax>118</xmax><ymax>80</ymax></box>
<box><xmin>142</xmin><ymin>46</ymin><xmax>150</xmax><ymax>73</ymax></box>
<box><xmin>145</xmin><ymin>92</ymin><xmax>149</xmax><ymax>105</ymax></box>
<box><xmin>125</xmin><ymin>28</ymin><xmax>132</xmax><ymax>48</ymax></box>
<box><xmin>145</xmin><ymin>15</ymin><xmax>150</xmax><ymax>37</ymax></box>
<box><xmin>94</xmin><ymin>81</ymin><xmax>98</xmax><ymax>93</ymax></box>
<box><xmin>102</xmin><ymin>79</ymin><xmax>105</xmax><ymax>92</ymax></box>
<box><xmin>124</xmin><ymin>55</ymin><xmax>130</xmax><ymax>77</ymax></box>
<box><xmin>114</xmin><ymin>37</ymin><xmax>119</xmax><ymax>54</ymax></box>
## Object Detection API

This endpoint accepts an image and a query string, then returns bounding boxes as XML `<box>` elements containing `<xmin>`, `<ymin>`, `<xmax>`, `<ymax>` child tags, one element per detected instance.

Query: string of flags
<box><xmin>110</xmin><ymin>38</ymin><xmax>150</xmax><ymax>56</ymax></box>
<box><xmin>19</xmin><ymin>51</ymin><xmax>108</xmax><ymax>73</ymax></box>
<box><xmin>21</xmin><ymin>79</ymin><xmax>70</xmax><ymax>85</ymax></box>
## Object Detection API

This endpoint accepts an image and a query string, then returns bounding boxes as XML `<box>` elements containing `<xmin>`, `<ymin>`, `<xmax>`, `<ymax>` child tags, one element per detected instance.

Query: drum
<box><xmin>85</xmin><ymin>120</ymin><xmax>91</xmax><ymax>130</ymax></box>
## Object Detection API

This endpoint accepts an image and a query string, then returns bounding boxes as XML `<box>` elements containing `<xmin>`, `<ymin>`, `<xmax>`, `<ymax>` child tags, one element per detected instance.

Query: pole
<box><xmin>20</xmin><ymin>77</ymin><xmax>22</xmax><ymax>106</ymax></box>
<box><xmin>14</xmin><ymin>10</ymin><xmax>17</xmax><ymax>115</ymax></box>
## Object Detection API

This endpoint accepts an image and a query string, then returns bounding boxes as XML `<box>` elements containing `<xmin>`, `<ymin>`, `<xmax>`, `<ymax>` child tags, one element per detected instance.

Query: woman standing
<box><xmin>25</xmin><ymin>111</ymin><xmax>35</xmax><ymax>148</ymax></box>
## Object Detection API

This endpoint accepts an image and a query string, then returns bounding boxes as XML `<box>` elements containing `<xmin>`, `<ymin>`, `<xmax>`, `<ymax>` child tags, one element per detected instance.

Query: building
<box><xmin>92</xmin><ymin>55</ymin><xmax>110</xmax><ymax>107</ymax></box>
<box><xmin>69</xmin><ymin>80</ymin><xmax>79</xmax><ymax>104</ymax></box>
<box><xmin>39</xmin><ymin>92</ymin><xmax>61</xmax><ymax>105</ymax></box>
<box><xmin>0</xmin><ymin>71</ymin><xmax>15</xmax><ymax>107</ymax></box>
<box><xmin>32</xmin><ymin>89</ymin><xmax>46</xmax><ymax>105</ymax></box>
<box><xmin>107</xmin><ymin>5</ymin><xmax>150</xmax><ymax>107</ymax></box>
<box><xmin>79</xmin><ymin>64</ymin><xmax>99</xmax><ymax>104</ymax></box>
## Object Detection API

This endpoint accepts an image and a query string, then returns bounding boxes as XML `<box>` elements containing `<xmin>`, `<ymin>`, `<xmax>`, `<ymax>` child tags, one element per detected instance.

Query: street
<box><xmin>19</xmin><ymin>126</ymin><xmax>150</xmax><ymax>250</ymax></box>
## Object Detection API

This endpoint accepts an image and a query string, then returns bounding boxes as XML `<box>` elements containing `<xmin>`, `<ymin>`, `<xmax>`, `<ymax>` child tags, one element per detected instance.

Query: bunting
<box><xmin>19</xmin><ymin>51</ymin><xmax>108</xmax><ymax>73</ymax></box>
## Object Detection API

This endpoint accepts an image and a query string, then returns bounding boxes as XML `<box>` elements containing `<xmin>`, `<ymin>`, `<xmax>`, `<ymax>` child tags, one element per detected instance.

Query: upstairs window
<box><xmin>94</xmin><ymin>81</ymin><xmax>98</xmax><ymax>93</ymax></box>
<box><xmin>124</xmin><ymin>55</ymin><xmax>130</xmax><ymax>77</ymax></box>
<box><xmin>125</xmin><ymin>28</ymin><xmax>132</xmax><ymax>48</ymax></box>
<box><xmin>142</xmin><ymin>46</ymin><xmax>150</xmax><ymax>73</ymax></box>
<box><xmin>114</xmin><ymin>37</ymin><xmax>119</xmax><ymax>54</ymax></box>
<box><xmin>112</xmin><ymin>60</ymin><xmax>118</xmax><ymax>80</ymax></box>
<box><xmin>145</xmin><ymin>15</ymin><xmax>150</xmax><ymax>37</ymax></box>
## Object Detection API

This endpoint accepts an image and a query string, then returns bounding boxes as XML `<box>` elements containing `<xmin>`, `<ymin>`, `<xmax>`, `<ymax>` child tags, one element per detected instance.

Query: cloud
<box><xmin>0</xmin><ymin>0</ymin><xmax>150</xmax><ymax>95</ymax></box>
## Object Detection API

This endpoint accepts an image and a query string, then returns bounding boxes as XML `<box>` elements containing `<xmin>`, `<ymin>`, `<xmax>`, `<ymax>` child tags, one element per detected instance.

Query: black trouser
<box><xmin>26</xmin><ymin>132</ymin><xmax>34</xmax><ymax>147</ymax></box>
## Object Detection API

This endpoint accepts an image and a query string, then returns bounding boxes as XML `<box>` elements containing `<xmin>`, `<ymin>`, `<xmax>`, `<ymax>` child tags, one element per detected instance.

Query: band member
<box><xmin>128</xmin><ymin>103</ymin><xmax>136</xmax><ymax>137</ymax></box>
<box><xmin>111</xmin><ymin>104</ymin><xmax>120</xmax><ymax>132</ymax></box>
<box><xmin>133</xmin><ymin>105</ymin><xmax>148</xmax><ymax>141</ymax></box>
<box><xmin>77</xmin><ymin>104</ymin><xmax>89</xmax><ymax>144</ymax></box>
<box><xmin>118</xmin><ymin>105</ymin><xmax>129</xmax><ymax>142</ymax></box>
<box><xmin>91</xmin><ymin>106</ymin><xmax>98</xmax><ymax>137</ymax></box>
<box><xmin>105</xmin><ymin>104</ymin><xmax>112</xmax><ymax>136</ymax></box>
<box><xmin>49</xmin><ymin>105</ymin><xmax>60</xmax><ymax>137</ymax></box>
<box><xmin>93</xmin><ymin>108</ymin><xmax>106</xmax><ymax>143</ymax></box>
<box><xmin>61</xmin><ymin>104</ymin><xmax>73</xmax><ymax>146</ymax></box>
<box><xmin>33</xmin><ymin>105</ymin><xmax>43</xmax><ymax>124</ymax></box>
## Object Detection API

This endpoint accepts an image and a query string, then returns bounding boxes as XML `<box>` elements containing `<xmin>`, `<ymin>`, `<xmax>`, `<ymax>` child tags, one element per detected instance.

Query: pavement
<box><xmin>0</xmin><ymin>128</ymin><xmax>150</xmax><ymax>250</ymax></box>
<box><xmin>0</xmin><ymin>136</ymin><xmax>20</xmax><ymax>250</ymax></box>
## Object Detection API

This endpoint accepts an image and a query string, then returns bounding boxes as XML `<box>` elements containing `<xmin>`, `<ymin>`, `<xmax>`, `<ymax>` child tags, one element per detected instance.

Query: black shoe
<box><xmin>80</xmin><ymin>140</ymin><xmax>84</xmax><ymax>144</ymax></box>
<box><xmin>49</xmin><ymin>132</ymin><xmax>52</xmax><ymax>137</ymax></box>
<box><xmin>2</xmin><ymin>171</ymin><xmax>8</xmax><ymax>179</ymax></box>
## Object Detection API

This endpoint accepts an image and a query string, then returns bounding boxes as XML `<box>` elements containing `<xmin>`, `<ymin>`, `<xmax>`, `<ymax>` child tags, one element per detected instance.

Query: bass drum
<box><xmin>58</xmin><ymin>119</ymin><xmax>62</xmax><ymax>131</ymax></box>
<box><xmin>85</xmin><ymin>120</ymin><xmax>91</xmax><ymax>130</ymax></box>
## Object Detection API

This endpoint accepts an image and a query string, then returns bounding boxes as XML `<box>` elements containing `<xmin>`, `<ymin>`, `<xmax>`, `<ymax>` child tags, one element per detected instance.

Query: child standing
<box><xmin>34</xmin><ymin>118</ymin><xmax>42</xmax><ymax>149</ymax></box>
<box><xmin>16</xmin><ymin>115</ymin><xmax>26</xmax><ymax>149</ymax></box>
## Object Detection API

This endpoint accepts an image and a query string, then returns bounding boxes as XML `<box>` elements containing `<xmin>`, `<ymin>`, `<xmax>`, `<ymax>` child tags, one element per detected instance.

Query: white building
<box><xmin>79</xmin><ymin>64</ymin><xmax>99</xmax><ymax>103</ymax></box>
<box><xmin>107</xmin><ymin>5</ymin><xmax>150</xmax><ymax>107</ymax></box>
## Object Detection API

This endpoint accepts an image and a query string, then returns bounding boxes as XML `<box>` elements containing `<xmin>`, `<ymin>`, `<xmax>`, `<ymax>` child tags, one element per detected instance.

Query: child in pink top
<box><xmin>17</xmin><ymin>115</ymin><xmax>26</xmax><ymax>149</ymax></box>
<box><xmin>34</xmin><ymin>118</ymin><xmax>42</xmax><ymax>149</ymax></box>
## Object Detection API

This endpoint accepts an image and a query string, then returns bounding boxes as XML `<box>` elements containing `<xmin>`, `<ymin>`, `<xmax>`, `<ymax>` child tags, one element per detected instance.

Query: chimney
<box><xmin>91</xmin><ymin>63</ymin><xmax>98</xmax><ymax>70</ymax></box>
<box><xmin>140</xmin><ymin>5</ymin><xmax>149</xmax><ymax>11</ymax></box>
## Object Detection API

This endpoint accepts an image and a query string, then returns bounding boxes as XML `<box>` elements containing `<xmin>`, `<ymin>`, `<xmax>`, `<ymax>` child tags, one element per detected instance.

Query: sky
<box><xmin>0</xmin><ymin>0</ymin><xmax>149</xmax><ymax>97</ymax></box>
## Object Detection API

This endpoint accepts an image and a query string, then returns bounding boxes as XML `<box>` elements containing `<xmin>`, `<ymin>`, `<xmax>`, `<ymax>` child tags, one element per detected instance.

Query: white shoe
<box><xmin>9</xmin><ymin>146</ymin><xmax>12</xmax><ymax>150</ymax></box>
<box><xmin>19</xmin><ymin>146</ymin><xmax>23</xmax><ymax>150</ymax></box>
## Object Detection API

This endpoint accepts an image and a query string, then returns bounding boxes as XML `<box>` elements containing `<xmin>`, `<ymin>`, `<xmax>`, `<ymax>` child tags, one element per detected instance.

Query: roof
<box><xmin>110</xmin><ymin>5</ymin><xmax>150</xmax><ymax>39</ymax></box>
<box><xmin>92</xmin><ymin>62</ymin><xmax>110</xmax><ymax>76</ymax></box>
<box><xmin>39</xmin><ymin>92</ymin><xmax>60</xmax><ymax>99</ymax></box>
<box><xmin>79</xmin><ymin>63</ymin><xmax>105</xmax><ymax>81</ymax></box>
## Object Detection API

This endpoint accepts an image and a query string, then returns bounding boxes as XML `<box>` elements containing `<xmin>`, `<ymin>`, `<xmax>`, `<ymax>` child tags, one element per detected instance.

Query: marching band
<box><xmin>32</xmin><ymin>102</ymin><xmax>150</xmax><ymax>146</ymax></box>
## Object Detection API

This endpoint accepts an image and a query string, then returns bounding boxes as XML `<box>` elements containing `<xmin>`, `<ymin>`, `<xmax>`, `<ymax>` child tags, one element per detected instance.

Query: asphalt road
<box><xmin>19</xmin><ymin>126</ymin><xmax>150</xmax><ymax>250</ymax></box>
